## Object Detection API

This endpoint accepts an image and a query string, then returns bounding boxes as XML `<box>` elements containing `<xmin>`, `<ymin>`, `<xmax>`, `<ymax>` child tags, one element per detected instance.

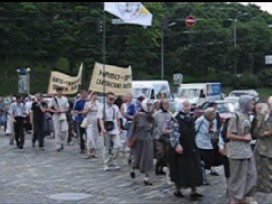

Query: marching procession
<box><xmin>2</xmin><ymin>86</ymin><xmax>272</xmax><ymax>204</ymax></box>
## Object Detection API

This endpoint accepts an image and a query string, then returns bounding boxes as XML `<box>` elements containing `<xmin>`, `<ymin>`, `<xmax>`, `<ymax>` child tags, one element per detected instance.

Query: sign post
<box><xmin>185</xmin><ymin>15</ymin><xmax>197</xmax><ymax>27</ymax></box>
<box><xmin>16</xmin><ymin>67</ymin><xmax>31</xmax><ymax>94</ymax></box>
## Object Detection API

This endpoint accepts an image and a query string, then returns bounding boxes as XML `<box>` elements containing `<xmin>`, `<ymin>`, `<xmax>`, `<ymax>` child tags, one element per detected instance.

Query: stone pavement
<box><xmin>0</xmin><ymin>132</ymin><xmax>271</xmax><ymax>204</ymax></box>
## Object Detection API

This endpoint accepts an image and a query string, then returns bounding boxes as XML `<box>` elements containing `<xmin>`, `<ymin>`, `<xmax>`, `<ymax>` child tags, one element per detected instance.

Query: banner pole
<box><xmin>103</xmin><ymin>11</ymin><xmax>106</xmax><ymax>103</ymax></box>
<box><xmin>102</xmin><ymin>9</ymin><xmax>106</xmax><ymax>140</ymax></box>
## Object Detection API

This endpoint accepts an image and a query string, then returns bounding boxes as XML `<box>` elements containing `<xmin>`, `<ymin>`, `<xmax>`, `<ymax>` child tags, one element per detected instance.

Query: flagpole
<box><xmin>103</xmin><ymin>11</ymin><xmax>106</xmax><ymax>98</ymax></box>
<box><xmin>102</xmin><ymin>9</ymin><xmax>106</xmax><ymax>130</ymax></box>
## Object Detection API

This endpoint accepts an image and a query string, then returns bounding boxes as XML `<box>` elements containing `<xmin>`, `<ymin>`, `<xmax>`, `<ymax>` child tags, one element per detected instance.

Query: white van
<box><xmin>175</xmin><ymin>82</ymin><xmax>222</xmax><ymax>110</ymax></box>
<box><xmin>132</xmin><ymin>80</ymin><xmax>176</xmax><ymax>111</ymax></box>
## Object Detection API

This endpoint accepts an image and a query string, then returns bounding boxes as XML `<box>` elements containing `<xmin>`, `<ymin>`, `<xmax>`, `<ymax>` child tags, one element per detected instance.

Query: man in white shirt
<box><xmin>9</xmin><ymin>95</ymin><xmax>26</xmax><ymax>149</ymax></box>
<box><xmin>49</xmin><ymin>87</ymin><xmax>69</xmax><ymax>151</ymax></box>
<box><xmin>98</xmin><ymin>92</ymin><xmax>122</xmax><ymax>171</ymax></box>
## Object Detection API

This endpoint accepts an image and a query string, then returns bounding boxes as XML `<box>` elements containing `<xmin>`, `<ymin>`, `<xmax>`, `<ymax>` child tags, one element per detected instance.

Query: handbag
<box><xmin>104</xmin><ymin>121</ymin><xmax>114</xmax><ymax>131</ymax></box>
<box><xmin>128</xmin><ymin>136</ymin><xmax>136</xmax><ymax>148</ymax></box>
<box><xmin>80</xmin><ymin>117</ymin><xmax>88</xmax><ymax>129</ymax></box>
<box><xmin>103</xmin><ymin>107</ymin><xmax>115</xmax><ymax>132</ymax></box>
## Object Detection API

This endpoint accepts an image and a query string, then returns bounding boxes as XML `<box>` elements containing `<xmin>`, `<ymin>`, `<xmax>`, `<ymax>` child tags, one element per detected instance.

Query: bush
<box><xmin>217</xmin><ymin>71</ymin><xmax>233</xmax><ymax>87</ymax></box>
<box><xmin>55</xmin><ymin>57</ymin><xmax>69</xmax><ymax>73</ymax></box>
<box><xmin>257</xmin><ymin>69</ymin><xmax>272</xmax><ymax>87</ymax></box>
<box><xmin>233</xmin><ymin>73</ymin><xmax>260</xmax><ymax>89</ymax></box>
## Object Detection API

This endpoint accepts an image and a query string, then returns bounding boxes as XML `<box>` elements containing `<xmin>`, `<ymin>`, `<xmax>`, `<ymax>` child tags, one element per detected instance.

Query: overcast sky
<box><xmin>240</xmin><ymin>2</ymin><xmax>272</xmax><ymax>14</ymax></box>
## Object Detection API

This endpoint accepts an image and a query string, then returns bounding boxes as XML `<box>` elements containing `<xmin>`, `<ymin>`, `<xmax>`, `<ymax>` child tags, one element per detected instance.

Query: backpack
<box><xmin>221</xmin><ymin>112</ymin><xmax>238</xmax><ymax>143</ymax></box>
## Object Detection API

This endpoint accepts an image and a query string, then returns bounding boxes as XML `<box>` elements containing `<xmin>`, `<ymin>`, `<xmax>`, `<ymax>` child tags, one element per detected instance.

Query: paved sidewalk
<box><xmin>0</xmin><ymin>133</ymin><xmax>271</xmax><ymax>204</ymax></box>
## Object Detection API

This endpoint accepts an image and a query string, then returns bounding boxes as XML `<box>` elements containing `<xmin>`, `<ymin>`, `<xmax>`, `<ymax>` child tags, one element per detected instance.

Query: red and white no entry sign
<box><xmin>185</xmin><ymin>15</ymin><xmax>197</xmax><ymax>27</ymax></box>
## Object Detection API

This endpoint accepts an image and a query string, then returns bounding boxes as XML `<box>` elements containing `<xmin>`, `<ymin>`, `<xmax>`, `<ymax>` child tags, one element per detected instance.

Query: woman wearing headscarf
<box><xmin>128</xmin><ymin>99</ymin><xmax>154</xmax><ymax>186</ymax></box>
<box><xmin>166</xmin><ymin>100</ymin><xmax>203</xmax><ymax>200</ymax></box>
<box><xmin>195</xmin><ymin>107</ymin><xmax>218</xmax><ymax>185</ymax></box>
<box><xmin>227</xmin><ymin>95</ymin><xmax>257</xmax><ymax>204</ymax></box>
<box><xmin>254</xmin><ymin>97</ymin><xmax>272</xmax><ymax>194</ymax></box>
<box><xmin>83</xmin><ymin>91</ymin><xmax>101</xmax><ymax>159</ymax></box>
<box><xmin>153</xmin><ymin>99</ymin><xmax>172</xmax><ymax>176</ymax></box>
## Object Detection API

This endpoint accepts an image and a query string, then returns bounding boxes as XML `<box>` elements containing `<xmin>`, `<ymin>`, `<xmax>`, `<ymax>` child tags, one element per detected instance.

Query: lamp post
<box><xmin>228</xmin><ymin>12</ymin><xmax>247</xmax><ymax>75</ymax></box>
<box><xmin>16</xmin><ymin>67</ymin><xmax>31</xmax><ymax>94</ymax></box>
<box><xmin>161</xmin><ymin>20</ymin><xmax>176</xmax><ymax>79</ymax></box>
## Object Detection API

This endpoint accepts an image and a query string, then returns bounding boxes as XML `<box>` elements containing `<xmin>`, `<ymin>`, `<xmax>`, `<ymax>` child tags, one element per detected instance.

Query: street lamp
<box><xmin>16</xmin><ymin>67</ymin><xmax>31</xmax><ymax>94</ymax></box>
<box><xmin>161</xmin><ymin>20</ymin><xmax>176</xmax><ymax>79</ymax></box>
<box><xmin>228</xmin><ymin>12</ymin><xmax>247</xmax><ymax>75</ymax></box>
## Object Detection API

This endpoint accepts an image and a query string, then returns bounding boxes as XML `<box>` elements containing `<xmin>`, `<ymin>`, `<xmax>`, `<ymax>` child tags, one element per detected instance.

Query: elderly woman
<box><xmin>166</xmin><ymin>100</ymin><xmax>203</xmax><ymax>200</ymax></box>
<box><xmin>254</xmin><ymin>98</ymin><xmax>272</xmax><ymax>194</ymax></box>
<box><xmin>153</xmin><ymin>99</ymin><xmax>172</xmax><ymax>176</ymax></box>
<box><xmin>227</xmin><ymin>95</ymin><xmax>257</xmax><ymax>204</ymax></box>
<box><xmin>128</xmin><ymin>99</ymin><xmax>154</xmax><ymax>186</ymax></box>
<box><xmin>195</xmin><ymin>107</ymin><xmax>219</xmax><ymax>185</ymax></box>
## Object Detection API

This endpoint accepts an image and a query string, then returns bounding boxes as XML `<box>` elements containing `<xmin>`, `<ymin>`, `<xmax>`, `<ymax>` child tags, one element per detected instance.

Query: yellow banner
<box><xmin>47</xmin><ymin>63</ymin><xmax>83</xmax><ymax>95</ymax></box>
<box><xmin>89</xmin><ymin>62</ymin><xmax>132</xmax><ymax>95</ymax></box>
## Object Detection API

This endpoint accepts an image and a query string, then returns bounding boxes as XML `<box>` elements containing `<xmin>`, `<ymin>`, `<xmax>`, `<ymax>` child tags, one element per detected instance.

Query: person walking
<box><xmin>128</xmin><ymin>99</ymin><xmax>154</xmax><ymax>186</ymax></box>
<box><xmin>9</xmin><ymin>95</ymin><xmax>26</xmax><ymax>149</ymax></box>
<box><xmin>195</xmin><ymin>107</ymin><xmax>219</xmax><ymax>186</ymax></box>
<box><xmin>166</xmin><ymin>100</ymin><xmax>203</xmax><ymax>201</ymax></box>
<box><xmin>30</xmin><ymin>93</ymin><xmax>46</xmax><ymax>150</ymax></box>
<box><xmin>83</xmin><ymin>91</ymin><xmax>100</xmax><ymax>159</ymax></box>
<box><xmin>49</xmin><ymin>87</ymin><xmax>69</xmax><ymax>152</ymax></box>
<box><xmin>227</xmin><ymin>95</ymin><xmax>257</xmax><ymax>204</ymax></box>
<box><xmin>153</xmin><ymin>99</ymin><xmax>172</xmax><ymax>176</ymax></box>
<box><xmin>254</xmin><ymin>97</ymin><xmax>272</xmax><ymax>194</ymax></box>
<box><xmin>98</xmin><ymin>92</ymin><xmax>123</xmax><ymax>171</ymax></box>
<box><xmin>73</xmin><ymin>89</ymin><xmax>88</xmax><ymax>153</ymax></box>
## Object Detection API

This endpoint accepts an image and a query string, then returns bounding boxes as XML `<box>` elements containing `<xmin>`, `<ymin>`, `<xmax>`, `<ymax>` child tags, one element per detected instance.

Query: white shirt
<box><xmin>49</xmin><ymin>96</ymin><xmax>69</xmax><ymax>121</ymax></box>
<box><xmin>97</xmin><ymin>104</ymin><xmax>121</xmax><ymax>135</ymax></box>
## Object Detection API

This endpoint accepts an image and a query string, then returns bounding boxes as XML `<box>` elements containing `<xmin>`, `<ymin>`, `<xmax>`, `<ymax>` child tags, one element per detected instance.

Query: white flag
<box><xmin>104</xmin><ymin>2</ymin><xmax>153</xmax><ymax>26</ymax></box>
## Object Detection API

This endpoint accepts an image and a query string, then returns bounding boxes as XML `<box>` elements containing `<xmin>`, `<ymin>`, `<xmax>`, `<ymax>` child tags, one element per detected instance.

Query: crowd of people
<box><xmin>2</xmin><ymin>87</ymin><xmax>272</xmax><ymax>204</ymax></box>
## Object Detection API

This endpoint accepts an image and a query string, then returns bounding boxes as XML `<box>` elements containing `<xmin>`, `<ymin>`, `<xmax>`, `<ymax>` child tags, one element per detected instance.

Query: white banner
<box><xmin>89</xmin><ymin>62</ymin><xmax>132</xmax><ymax>95</ymax></box>
<box><xmin>47</xmin><ymin>63</ymin><xmax>83</xmax><ymax>95</ymax></box>
<box><xmin>104</xmin><ymin>2</ymin><xmax>153</xmax><ymax>26</ymax></box>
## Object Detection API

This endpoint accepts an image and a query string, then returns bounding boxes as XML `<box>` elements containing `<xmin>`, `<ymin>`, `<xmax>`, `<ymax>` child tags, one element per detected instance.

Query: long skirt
<box><xmin>132</xmin><ymin>136</ymin><xmax>154</xmax><ymax>174</ymax></box>
<box><xmin>255</xmin><ymin>153</ymin><xmax>272</xmax><ymax>193</ymax></box>
<box><xmin>168</xmin><ymin>148</ymin><xmax>203</xmax><ymax>188</ymax></box>
<box><xmin>86</xmin><ymin>122</ymin><xmax>99</xmax><ymax>150</ymax></box>
<box><xmin>228</xmin><ymin>157</ymin><xmax>257</xmax><ymax>200</ymax></box>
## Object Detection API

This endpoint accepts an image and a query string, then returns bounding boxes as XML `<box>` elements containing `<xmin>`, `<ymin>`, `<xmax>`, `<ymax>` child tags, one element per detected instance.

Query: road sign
<box><xmin>185</xmin><ymin>15</ymin><xmax>197</xmax><ymax>27</ymax></box>
<box><xmin>265</xmin><ymin>55</ymin><xmax>272</xmax><ymax>64</ymax></box>
<box><xmin>173</xmin><ymin>73</ymin><xmax>183</xmax><ymax>85</ymax></box>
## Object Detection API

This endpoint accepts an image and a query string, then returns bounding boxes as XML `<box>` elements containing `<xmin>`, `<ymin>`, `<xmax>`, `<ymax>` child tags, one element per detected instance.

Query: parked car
<box><xmin>194</xmin><ymin>100</ymin><xmax>236</xmax><ymax>125</ymax></box>
<box><xmin>228</xmin><ymin>89</ymin><xmax>260</xmax><ymax>102</ymax></box>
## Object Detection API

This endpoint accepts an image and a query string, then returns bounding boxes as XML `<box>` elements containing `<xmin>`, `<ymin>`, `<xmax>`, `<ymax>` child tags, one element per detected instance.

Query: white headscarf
<box><xmin>141</xmin><ymin>99</ymin><xmax>153</xmax><ymax>113</ymax></box>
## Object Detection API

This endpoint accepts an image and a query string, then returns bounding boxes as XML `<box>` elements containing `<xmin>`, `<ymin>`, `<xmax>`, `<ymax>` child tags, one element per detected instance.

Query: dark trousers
<box><xmin>222</xmin><ymin>155</ymin><xmax>230</xmax><ymax>178</ymax></box>
<box><xmin>76</xmin><ymin>123</ymin><xmax>86</xmax><ymax>150</ymax></box>
<box><xmin>32</xmin><ymin>120</ymin><xmax>44</xmax><ymax>147</ymax></box>
<box><xmin>155</xmin><ymin>137</ymin><xmax>170</xmax><ymax>168</ymax></box>
<box><xmin>14</xmin><ymin>117</ymin><xmax>25</xmax><ymax>148</ymax></box>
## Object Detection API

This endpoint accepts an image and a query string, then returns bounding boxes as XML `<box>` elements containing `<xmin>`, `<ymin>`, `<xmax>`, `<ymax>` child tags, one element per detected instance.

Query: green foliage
<box><xmin>0</xmin><ymin>2</ymin><xmax>272</xmax><ymax>95</ymax></box>
<box><xmin>232</xmin><ymin>73</ymin><xmax>260</xmax><ymax>89</ymax></box>
<box><xmin>257</xmin><ymin>68</ymin><xmax>272</xmax><ymax>86</ymax></box>
<box><xmin>55</xmin><ymin>57</ymin><xmax>69</xmax><ymax>73</ymax></box>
